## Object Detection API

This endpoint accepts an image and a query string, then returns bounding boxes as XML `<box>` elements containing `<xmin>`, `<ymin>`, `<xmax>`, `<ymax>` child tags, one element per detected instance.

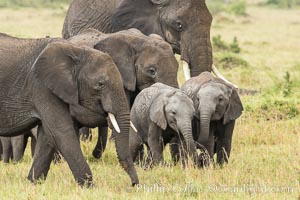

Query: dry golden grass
<box><xmin>0</xmin><ymin>5</ymin><xmax>299</xmax><ymax>199</ymax></box>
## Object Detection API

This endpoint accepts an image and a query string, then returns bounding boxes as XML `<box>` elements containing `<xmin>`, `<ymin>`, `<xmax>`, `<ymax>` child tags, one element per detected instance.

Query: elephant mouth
<box><xmin>167</xmin><ymin>40</ymin><xmax>180</xmax><ymax>54</ymax></box>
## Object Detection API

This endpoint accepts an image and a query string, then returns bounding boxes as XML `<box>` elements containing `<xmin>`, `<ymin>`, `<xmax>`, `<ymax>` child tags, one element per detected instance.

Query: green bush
<box><xmin>228</xmin><ymin>0</ymin><xmax>247</xmax><ymax>16</ymax></box>
<box><xmin>212</xmin><ymin>35</ymin><xmax>228</xmax><ymax>51</ymax></box>
<box><xmin>229</xmin><ymin>36</ymin><xmax>241</xmax><ymax>53</ymax></box>
<box><xmin>244</xmin><ymin>71</ymin><xmax>299</xmax><ymax>121</ymax></box>
<box><xmin>212</xmin><ymin>35</ymin><xmax>241</xmax><ymax>53</ymax></box>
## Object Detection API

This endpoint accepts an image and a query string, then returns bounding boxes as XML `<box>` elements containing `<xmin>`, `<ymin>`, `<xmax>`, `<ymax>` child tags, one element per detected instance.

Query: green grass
<box><xmin>0</xmin><ymin>4</ymin><xmax>300</xmax><ymax>199</ymax></box>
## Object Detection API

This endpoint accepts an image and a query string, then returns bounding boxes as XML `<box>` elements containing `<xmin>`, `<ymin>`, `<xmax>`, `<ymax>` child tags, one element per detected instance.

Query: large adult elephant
<box><xmin>0</xmin><ymin>33</ymin><xmax>138</xmax><ymax>186</ymax></box>
<box><xmin>68</xmin><ymin>28</ymin><xmax>179</xmax><ymax>158</ymax></box>
<box><xmin>62</xmin><ymin>0</ymin><xmax>216</xmax><ymax>80</ymax></box>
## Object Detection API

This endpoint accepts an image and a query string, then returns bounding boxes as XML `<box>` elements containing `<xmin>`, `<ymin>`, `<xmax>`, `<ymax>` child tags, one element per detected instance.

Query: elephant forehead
<box><xmin>171</xmin><ymin>93</ymin><xmax>194</xmax><ymax>107</ymax></box>
<box><xmin>200</xmin><ymin>83</ymin><xmax>228</xmax><ymax>96</ymax></box>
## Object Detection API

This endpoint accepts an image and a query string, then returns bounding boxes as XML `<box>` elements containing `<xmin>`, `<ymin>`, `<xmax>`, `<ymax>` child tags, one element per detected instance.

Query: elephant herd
<box><xmin>0</xmin><ymin>0</ymin><xmax>243</xmax><ymax>187</ymax></box>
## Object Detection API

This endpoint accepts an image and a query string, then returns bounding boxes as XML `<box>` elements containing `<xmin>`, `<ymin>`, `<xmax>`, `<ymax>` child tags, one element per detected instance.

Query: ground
<box><xmin>0</xmin><ymin>3</ymin><xmax>299</xmax><ymax>200</ymax></box>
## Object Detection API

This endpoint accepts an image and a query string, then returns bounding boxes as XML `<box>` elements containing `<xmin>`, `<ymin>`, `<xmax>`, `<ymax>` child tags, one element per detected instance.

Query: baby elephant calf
<box><xmin>130</xmin><ymin>83</ymin><xmax>198</xmax><ymax>167</ymax></box>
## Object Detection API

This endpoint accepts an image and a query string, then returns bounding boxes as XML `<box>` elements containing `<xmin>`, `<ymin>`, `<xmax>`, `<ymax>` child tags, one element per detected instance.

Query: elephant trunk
<box><xmin>179</xmin><ymin>120</ymin><xmax>198</xmax><ymax>165</ymax></box>
<box><xmin>114</xmin><ymin>111</ymin><xmax>139</xmax><ymax>186</ymax></box>
<box><xmin>198</xmin><ymin>108</ymin><xmax>212</xmax><ymax>144</ymax></box>
<box><xmin>181</xmin><ymin>26</ymin><xmax>213</xmax><ymax>79</ymax></box>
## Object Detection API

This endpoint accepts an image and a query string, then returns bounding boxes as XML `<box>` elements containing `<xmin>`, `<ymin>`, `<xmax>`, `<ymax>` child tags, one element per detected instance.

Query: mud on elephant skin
<box><xmin>181</xmin><ymin>72</ymin><xmax>243</xmax><ymax>166</ymax></box>
<box><xmin>63</xmin><ymin>0</ymin><xmax>213</xmax><ymax>79</ymax></box>
<box><xmin>0</xmin><ymin>33</ymin><xmax>138</xmax><ymax>186</ymax></box>
<box><xmin>69</xmin><ymin>28</ymin><xmax>179</xmax><ymax>159</ymax></box>
<box><xmin>0</xmin><ymin>130</ymin><xmax>36</xmax><ymax>163</ymax></box>
<box><xmin>129</xmin><ymin>83</ymin><xmax>198</xmax><ymax>167</ymax></box>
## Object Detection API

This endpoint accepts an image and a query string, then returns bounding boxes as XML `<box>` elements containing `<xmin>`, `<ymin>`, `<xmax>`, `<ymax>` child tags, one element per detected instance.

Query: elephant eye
<box><xmin>175</xmin><ymin>21</ymin><xmax>183</xmax><ymax>31</ymax></box>
<box><xmin>147</xmin><ymin>67</ymin><xmax>157</xmax><ymax>77</ymax></box>
<box><xmin>172</xmin><ymin>111</ymin><xmax>176</xmax><ymax>115</ymax></box>
<box><xmin>95</xmin><ymin>81</ymin><xmax>106</xmax><ymax>90</ymax></box>
<box><xmin>218</xmin><ymin>96</ymin><xmax>224</xmax><ymax>102</ymax></box>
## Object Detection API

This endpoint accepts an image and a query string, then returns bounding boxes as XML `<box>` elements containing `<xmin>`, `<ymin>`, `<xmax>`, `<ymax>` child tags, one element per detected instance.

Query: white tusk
<box><xmin>212</xmin><ymin>64</ymin><xmax>239</xmax><ymax>89</ymax></box>
<box><xmin>130</xmin><ymin>121</ymin><xmax>138</xmax><ymax>133</ymax></box>
<box><xmin>108</xmin><ymin>113</ymin><xmax>120</xmax><ymax>133</ymax></box>
<box><xmin>182</xmin><ymin>60</ymin><xmax>191</xmax><ymax>81</ymax></box>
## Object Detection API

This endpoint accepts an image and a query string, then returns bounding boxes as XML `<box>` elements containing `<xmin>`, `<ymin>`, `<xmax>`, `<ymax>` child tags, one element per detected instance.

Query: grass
<box><xmin>0</xmin><ymin>3</ymin><xmax>300</xmax><ymax>199</ymax></box>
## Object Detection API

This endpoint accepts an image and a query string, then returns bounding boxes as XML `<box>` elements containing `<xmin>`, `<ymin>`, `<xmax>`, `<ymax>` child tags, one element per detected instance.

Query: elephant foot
<box><xmin>92</xmin><ymin>148</ymin><xmax>103</xmax><ymax>159</ymax></box>
<box><xmin>27</xmin><ymin>170</ymin><xmax>47</xmax><ymax>184</ymax></box>
<box><xmin>75</xmin><ymin>174</ymin><xmax>94</xmax><ymax>188</ymax></box>
<box><xmin>198</xmin><ymin>151</ymin><xmax>212</xmax><ymax>168</ymax></box>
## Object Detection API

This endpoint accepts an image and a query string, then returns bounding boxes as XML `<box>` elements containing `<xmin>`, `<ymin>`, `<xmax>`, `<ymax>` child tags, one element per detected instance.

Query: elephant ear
<box><xmin>94</xmin><ymin>37</ymin><xmax>136</xmax><ymax>91</ymax></box>
<box><xmin>111</xmin><ymin>0</ymin><xmax>165</xmax><ymax>36</ymax></box>
<box><xmin>149</xmin><ymin>90</ymin><xmax>175</xmax><ymax>130</ymax></box>
<box><xmin>223</xmin><ymin>88</ymin><xmax>243</xmax><ymax>124</ymax></box>
<box><xmin>32</xmin><ymin>42</ymin><xmax>83</xmax><ymax>105</ymax></box>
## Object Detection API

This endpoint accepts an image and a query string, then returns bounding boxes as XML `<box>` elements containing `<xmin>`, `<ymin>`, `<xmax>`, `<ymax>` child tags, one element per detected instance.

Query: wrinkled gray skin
<box><xmin>0</xmin><ymin>130</ymin><xmax>36</xmax><ymax>163</ymax></box>
<box><xmin>180</xmin><ymin>72</ymin><xmax>243</xmax><ymax>165</ymax></box>
<box><xmin>130</xmin><ymin>83</ymin><xmax>198</xmax><ymax>167</ymax></box>
<box><xmin>0</xmin><ymin>33</ymin><xmax>138</xmax><ymax>186</ymax></box>
<box><xmin>68</xmin><ymin>28</ymin><xmax>179</xmax><ymax>159</ymax></box>
<box><xmin>62</xmin><ymin>0</ymin><xmax>213</xmax><ymax>77</ymax></box>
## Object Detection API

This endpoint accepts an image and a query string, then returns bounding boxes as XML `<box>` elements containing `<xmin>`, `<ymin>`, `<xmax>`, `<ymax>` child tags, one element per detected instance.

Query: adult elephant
<box><xmin>68</xmin><ymin>28</ymin><xmax>179</xmax><ymax>158</ymax></box>
<box><xmin>179</xmin><ymin>72</ymin><xmax>243</xmax><ymax>165</ymax></box>
<box><xmin>0</xmin><ymin>130</ymin><xmax>36</xmax><ymax>163</ymax></box>
<box><xmin>0</xmin><ymin>33</ymin><xmax>138</xmax><ymax>186</ymax></box>
<box><xmin>62</xmin><ymin>0</ymin><xmax>218</xmax><ymax>80</ymax></box>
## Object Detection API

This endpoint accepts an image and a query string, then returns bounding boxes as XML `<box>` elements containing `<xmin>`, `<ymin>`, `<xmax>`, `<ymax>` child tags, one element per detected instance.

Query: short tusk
<box><xmin>182</xmin><ymin>60</ymin><xmax>191</xmax><ymax>81</ymax></box>
<box><xmin>130</xmin><ymin>121</ymin><xmax>138</xmax><ymax>133</ymax></box>
<box><xmin>108</xmin><ymin>113</ymin><xmax>120</xmax><ymax>133</ymax></box>
<box><xmin>212</xmin><ymin>64</ymin><xmax>239</xmax><ymax>89</ymax></box>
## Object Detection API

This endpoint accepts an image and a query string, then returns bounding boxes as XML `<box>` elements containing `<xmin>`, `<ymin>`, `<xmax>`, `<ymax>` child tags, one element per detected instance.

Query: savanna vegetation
<box><xmin>0</xmin><ymin>0</ymin><xmax>299</xmax><ymax>199</ymax></box>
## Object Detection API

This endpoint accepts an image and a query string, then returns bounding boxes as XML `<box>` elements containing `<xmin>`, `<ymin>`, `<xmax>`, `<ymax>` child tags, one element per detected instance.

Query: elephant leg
<box><xmin>92</xmin><ymin>126</ymin><xmax>108</xmax><ymax>159</ymax></box>
<box><xmin>11</xmin><ymin>135</ymin><xmax>25</xmax><ymax>162</ymax></box>
<box><xmin>0</xmin><ymin>137</ymin><xmax>12</xmax><ymax>163</ymax></box>
<box><xmin>129</xmin><ymin>129</ymin><xmax>143</xmax><ymax>163</ymax></box>
<box><xmin>147</xmin><ymin>124</ymin><xmax>164</xmax><ymax>166</ymax></box>
<box><xmin>30</xmin><ymin>134</ymin><xmax>37</xmax><ymax>158</ymax></box>
<box><xmin>80</xmin><ymin>127</ymin><xmax>91</xmax><ymax>142</ymax></box>
<box><xmin>216</xmin><ymin>121</ymin><xmax>235</xmax><ymax>165</ymax></box>
<box><xmin>28</xmin><ymin>126</ymin><xmax>55</xmax><ymax>182</ymax></box>
<box><xmin>169</xmin><ymin>136</ymin><xmax>181</xmax><ymax>165</ymax></box>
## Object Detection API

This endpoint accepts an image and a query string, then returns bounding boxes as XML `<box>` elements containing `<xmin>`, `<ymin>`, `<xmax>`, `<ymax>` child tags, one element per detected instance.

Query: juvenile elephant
<box><xmin>130</xmin><ymin>83</ymin><xmax>198</xmax><ymax>167</ymax></box>
<box><xmin>180</xmin><ymin>72</ymin><xmax>243</xmax><ymax>165</ymax></box>
<box><xmin>62</xmin><ymin>0</ymin><xmax>215</xmax><ymax>80</ymax></box>
<box><xmin>69</xmin><ymin>28</ymin><xmax>179</xmax><ymax>159</ymax></box>
<box><xmin>0</xmin><ymin>130</ymin><xmax>36</xmax><ymax>163</ymax></box>
<box><xmin>0</xmin><ymin>33</ymin><xmax>138</xmax><ymax>186</ymax></box>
